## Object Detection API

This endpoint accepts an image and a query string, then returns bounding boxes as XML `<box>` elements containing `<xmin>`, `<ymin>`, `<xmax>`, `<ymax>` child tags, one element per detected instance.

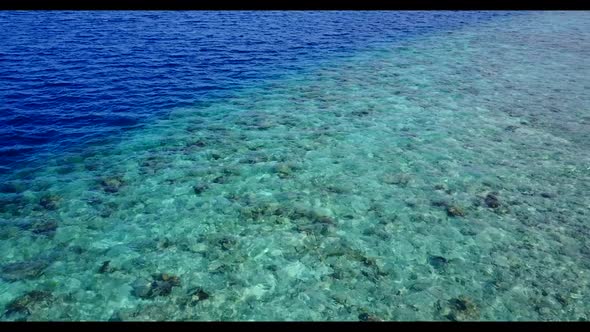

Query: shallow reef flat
<box><xmin>0</xmin><ymin>11</ymin><xmax>589</xmax><ymax>321</ymax></box>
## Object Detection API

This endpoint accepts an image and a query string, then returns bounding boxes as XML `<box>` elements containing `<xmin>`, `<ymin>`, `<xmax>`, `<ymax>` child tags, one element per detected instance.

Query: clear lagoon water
<box><xmin>0</xmin><ymin>11</ymin><xmax>589</xmax><ymax>321</ymax></box>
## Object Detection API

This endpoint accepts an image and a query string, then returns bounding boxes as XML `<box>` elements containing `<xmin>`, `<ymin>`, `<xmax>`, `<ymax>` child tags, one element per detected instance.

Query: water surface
<box><xmin>0</xmin><ymin>11</ymin><xmax>589</xmax><ymax>321</ymax></box>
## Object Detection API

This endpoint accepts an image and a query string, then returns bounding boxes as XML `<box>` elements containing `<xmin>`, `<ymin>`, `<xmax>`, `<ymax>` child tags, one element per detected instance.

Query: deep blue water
<box><xmin>0</xmin><ymin>11</ymin><xmax>512</xmax><ymax>173</ymax></box>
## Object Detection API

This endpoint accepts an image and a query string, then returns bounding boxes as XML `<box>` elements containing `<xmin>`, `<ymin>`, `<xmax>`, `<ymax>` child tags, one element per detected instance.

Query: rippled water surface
<box><xmin>1</xmin><ymin>11</ymin><xmax>589</xmax><ymax>321</ymax></box>
<box><xmin>0</xmin><ymin>10</ymin><xmax>505</xmax><ymax>172</ymax></box>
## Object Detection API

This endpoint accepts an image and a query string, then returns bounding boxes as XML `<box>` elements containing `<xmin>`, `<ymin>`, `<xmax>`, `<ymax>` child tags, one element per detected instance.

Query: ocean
<box><xmin>0</xmin><ymin>11</ymin><xmax>589</xmax><ymax>321</ymax></box>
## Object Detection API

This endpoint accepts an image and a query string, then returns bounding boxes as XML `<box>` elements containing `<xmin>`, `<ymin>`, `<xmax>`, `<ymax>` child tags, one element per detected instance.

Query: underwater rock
<box><xmin>307</xmin><ymin>207</ymin><xmax>336</xmax><ymax>225</ymax></box>
<box><xmin>39</xmin><ymin>194</ymin><xmax>60</xmax><ymax>210</ymax></box>
<box><xmin>68</xmin><ymin>245</ymin><xmax>84</xmax><ymax>255</ymax></box>
<box><xmin>290</xmin><ymin>204</ymin><xmax>336</xmax><ymax>225</ymax></box>
<box><xmin>212</xmin><ymin>174</ymin><xmax>231</xmax><ymax>184</ymax></box>
<box><xmin>131</xmin><ymin>273</ymin><xmax>181</xmax><ymax>299</ymax></box>
<box><xmin>446</xmin><ymin>205</ymin><xmax>466</xmax><ymax>217</ymax></box>
<box><xmin>404</xmin><ymin>197</ymin><xmax>419</xmax><ymax>207</ymax></box>
<box><xmin>4</xmin><ymin>290</ymin><xmax>52</xmax><ymax>318</ymax></box>
<box><xmin>193</xmin><ymin>182</ymin><xmax>209</xmax><ymax>195</ymax></box>
<box><xmin>108</xmin><ymin>312</ymin><xmax>123</xmax><ymax>321</ymax></box>
<box><xmin>438</xmin><ymin>296</ymin><xmax>480</xmax><ymax>321</ymax></box>
<box><xmin>131</xmin><ymin>278</ymin><xmax>154</xmax><ymax>299</ymax></box>
<box><xmin>155</xmin><ymin>273</ymin><xmax>181</xmax><ymax>286</ymax></box>
<box><xmin>140</xmin><ymin>156</ymin><xmax>167</xmax><ymax>175</ymax></box>
<box><xmin>157</xmin><ymin>237</ymin><xmax>175</xmax><ymax>250</ymax></box>
<box><xmin>99</xmin><ymin>208</ymin><xmax>113</xmax><ymax>218</ymax></box>
<box><xmin>409</xmin><ymin>281</ymin><xmax>431</xmax><ymax>292</ymax></box>
<box><xmin>98</xmin><ymin>260</ymin><xmax>114</xmax><ymax>274</ymax></box>
<box><xmin>239</xmin><ymin>198</ymin><xmax>283</xmax><ymax>221</ymax></box>
<box><xmin>191</xmin><ymin>288</ymin><xmax>210</xmax><ymax>301</ymax></box>
<box><xmin>183</xmin><ymin>287</ymin><xmax>210</xmax><ymax>306</ymax></box>
<box><xmin>225</xmin><ymin>191</ymin><xmax>245</xmax><ymax>203</ymax></box>
<box><xmin>163</xmin><ymin>179</ymin><xmax>178</xmax><ymax>186</ymax></box>
<box><xmin>351</xmin><ymin>109</ymin><xmax>372</xmax><ymax>117</ymax></box>
<box><xmin>186</xmin><ymin>138</ymin><xmax>207</xmax><ymax>148</ymax></box>
<box><xmin>219</xmin><ymin>236</ymin><xmax>237</xmax><ymax>251</ymax></box>
<box><xmin>221</xmin><ymin>166</ymin><xmax>241</xmax><ymax>176</ymax></box>
<box><xmin>554</xmin><ymin>293</ymin><xmax>569</xmax><ymax>306</ymax></box>
<box><xmin>358</xmin><ymin>312</ymin><xmax>383</xmax><ymax>322</ymax></box>
<box><xmin>0</xmin><ymin>260</ymin><xmax>50</xmax><ymax>282</ymax></box>
<box><xmin>504</xmin><ymin>125</ymin><xmax>519</xmax><ymax>132</ymax></box>
<box><xmin>430</xmin><ymin>199</ymin><xmax>451</xmax><ymax>208</ymax></box>
<box><xmin>207</xmin><ymin>151</ymin><xmax>223</xmax><ymax>161</ymax></box>
<box><xmin>274</xmin><ymin>163</ymin><xmax>296</xmax><ymax>179</ymax></box>
<box><xmin>100</xmin><ymin>176</ymin><xmax>125</xmax><ymax>193</ymax></box>
<box><xmin>434</xmin><ymin>184</ymin><xmax>448</xmax><ymax>191</ymax></box>
<box><xmin>324</xmin><ymin>183</ymin><xmax>350</xmax><ymax>194</ymax></box>
<box><xmin>381</xmin><ymin>173</ymin><xmax>411</xmax><ymax>187</ymax></box>
<box><xmin>146</xmin><ymin>280</ymin><xmax>174</xmax><ymax>298</ymax></box>
<box><xmin>30</xmin><ymin>219</ymin><xmax>58</xmax><ymax>237</ymax></box>
<box><xmin>484</xmin><ymin>193</ymin><xmax>501</xmax><ymax>208</ymax></box>
<box><xmin>428</xmin><ymin>255</ymin><xmax>449</xmax><ymax>270</ymax></box>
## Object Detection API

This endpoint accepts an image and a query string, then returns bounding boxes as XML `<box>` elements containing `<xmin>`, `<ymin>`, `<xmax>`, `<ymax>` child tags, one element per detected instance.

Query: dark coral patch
<box><xmin>0</xmin><ymin>260</ymin><xmax>50</xmax><ymax>282</ymax></box>
<box><xmin>100</xmin><ymin>176</ymin><xmax>125</xmax><ymax>193</ymax></box>
<box><xmin>30</xmin><ymin>219</ymin><xmax>58</xmax><ymax>237</ymax></box>
<box><xmin>484</xmin><ymin>193</ymin><xmax>500</xmax><ymax>208</ymax></box>
<box><xmin>131</xmin><ymin>273</ymin><xmax>181</xmax><ymax>299</ymax></box>
<box><xmin>4</xmin><ymin>290</ymin><xmax>52</xmax><ymax>318</ymax></box>
<box><xmin>39</xmin><ymin>194</ymin><xmax>60</xmax><ymax>210</ymax></box>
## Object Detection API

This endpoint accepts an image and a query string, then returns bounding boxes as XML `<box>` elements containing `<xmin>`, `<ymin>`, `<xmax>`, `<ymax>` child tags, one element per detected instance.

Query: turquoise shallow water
<box><xmin>1</xmin><ymin>11</ymin><xmax>590</xmax><ymax>321</ymax></box>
